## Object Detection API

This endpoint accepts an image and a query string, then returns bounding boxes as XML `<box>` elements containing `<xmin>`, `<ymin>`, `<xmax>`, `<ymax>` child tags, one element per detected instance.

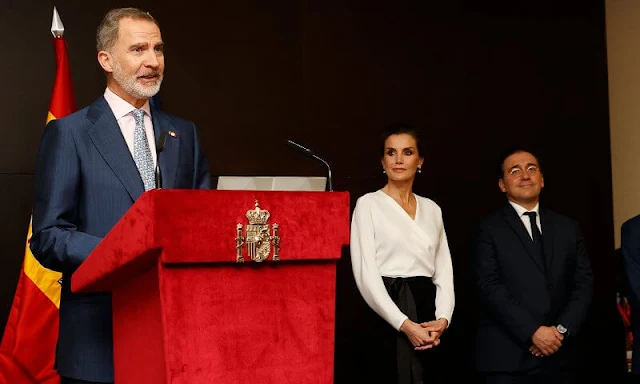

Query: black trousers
<box><xmin>357</xmin><ymin>276</ymin><xmax>444</xmax><ymax>384</ymax></box>
<box><xmin>61</xmin><ymin>377</ymin><xmax>113</xmax><ymax>384</ymax></box>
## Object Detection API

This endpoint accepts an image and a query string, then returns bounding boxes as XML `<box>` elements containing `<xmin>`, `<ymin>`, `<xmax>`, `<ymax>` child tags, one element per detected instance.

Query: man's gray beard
<box><xmin>112</xmin><ymin>59</ymin><xmax>163</xmax><ymax>99</ymax></box>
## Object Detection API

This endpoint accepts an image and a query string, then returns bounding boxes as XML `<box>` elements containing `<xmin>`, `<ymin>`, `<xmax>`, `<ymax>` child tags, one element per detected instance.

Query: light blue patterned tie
<box><xmin>132</xmin><ymin>109</ymin><xmax>155</xmax><ymax>191</ymax></box>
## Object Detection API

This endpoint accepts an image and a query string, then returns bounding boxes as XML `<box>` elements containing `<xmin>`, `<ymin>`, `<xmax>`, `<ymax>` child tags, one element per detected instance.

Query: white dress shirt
<box><xmin>508</xmin><ymin>201</ymin><xmax>541</xmax><ymax>239</ymax></box>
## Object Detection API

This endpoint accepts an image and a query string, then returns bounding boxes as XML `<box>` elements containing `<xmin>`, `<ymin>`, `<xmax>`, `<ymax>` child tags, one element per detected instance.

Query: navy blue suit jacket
<box><xmin>30</xmin><ymin>96</ymin><xmax>212</xmax><ymax>382</ymax></box>
<box><xmin>621</xmin><ymin>214</ymin><xmax>640</xmax><ymax>374</ymax></box>
<box><xmin>622</xmin><ymin>215</ymin><xmax>640</xmax><ymax>314</ymax></box>
<box><xmin>471</xmin><ymin>204</ymin><xmax>593</xmax><ymax>373</ymax></box>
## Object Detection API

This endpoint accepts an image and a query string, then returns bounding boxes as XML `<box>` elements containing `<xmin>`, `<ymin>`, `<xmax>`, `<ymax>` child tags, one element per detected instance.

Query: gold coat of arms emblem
<box><xmin>235</xmin><ymin>200</ymin><xmax>280</xmax><ymax>263</ymax></box>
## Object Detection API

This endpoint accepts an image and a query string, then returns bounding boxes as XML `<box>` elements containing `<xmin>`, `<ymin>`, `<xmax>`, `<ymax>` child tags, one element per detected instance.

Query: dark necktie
<box><xmin>524</xmin><ymin>211</ymin><xmax>542</xmax><ymax>244</ymax></box>
<box><xmin>524</xmin><ymin>211</ymin><xmax>545</xmax><ymax>268</ymax></box>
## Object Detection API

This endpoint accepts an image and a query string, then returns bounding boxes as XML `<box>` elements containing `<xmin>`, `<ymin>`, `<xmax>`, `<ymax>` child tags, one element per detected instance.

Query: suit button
<box><xmin>547</xmin><ymin>283</ymin><xmax>553</xmax><ymax>290</ymax></box>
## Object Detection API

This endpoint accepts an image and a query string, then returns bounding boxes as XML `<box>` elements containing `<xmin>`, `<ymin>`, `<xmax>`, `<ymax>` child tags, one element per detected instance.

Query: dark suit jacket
<box><xmin>622</xmin><ymin>215</ymin><xmax>640</xmax><ymax>315</ymax></box>
<box><xmin>29</xmin><ymin>97</ymin><xmax>212</xmax><ymax>382</ymax></box>
<box><xmin>621</xmin><ymin>214</ymin><xmax>640</xmax><ymax>374</ymax></box>
<box><xmin>471</xmin><ymin>204</ymin><xmax>593</xmax><ymax>373</ymax></box>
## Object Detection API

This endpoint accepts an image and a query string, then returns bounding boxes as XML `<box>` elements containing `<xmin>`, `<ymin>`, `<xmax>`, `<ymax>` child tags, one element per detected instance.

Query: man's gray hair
<box><xmin>96</xmin><ymin>8</ymin><xmax>159</xmax><ymax>52</ymax></box>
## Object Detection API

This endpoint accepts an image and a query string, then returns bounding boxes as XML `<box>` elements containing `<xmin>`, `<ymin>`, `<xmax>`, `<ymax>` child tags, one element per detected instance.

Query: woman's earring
<box><xmin>382</xmin><ymin>169</ymin><xmax>386</xmax><ymax>174</ymax></box>
<box><xmin>417</xmin><ymin>167</ymin><xmax>422</xmax><ymax>173</ymax></box>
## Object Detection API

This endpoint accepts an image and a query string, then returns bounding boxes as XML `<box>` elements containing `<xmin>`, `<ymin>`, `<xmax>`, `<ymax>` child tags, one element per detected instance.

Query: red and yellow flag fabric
<box><xmin>0</xmin><ymin>35</ymin><xmax>75</xmax><ymax>384</ymax></box>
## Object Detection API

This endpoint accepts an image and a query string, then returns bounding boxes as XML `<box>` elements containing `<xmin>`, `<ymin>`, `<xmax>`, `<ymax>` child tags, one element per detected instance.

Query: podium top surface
<box><xmin>217</xmin><ymin>176</ymin><xmax>327</xmax><ymax>191</ymax></box>
<box><xmin>72</xmin><ymin>189</ymin><xmax>350</xmax><ymax>292</ymax></box>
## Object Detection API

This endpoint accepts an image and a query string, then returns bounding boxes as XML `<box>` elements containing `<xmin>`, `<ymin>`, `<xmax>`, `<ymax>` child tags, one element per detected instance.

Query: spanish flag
<box><xmin>0</xmin><ymin>7</ymin><xmax>75</xmax><ymax>384</ymax></box>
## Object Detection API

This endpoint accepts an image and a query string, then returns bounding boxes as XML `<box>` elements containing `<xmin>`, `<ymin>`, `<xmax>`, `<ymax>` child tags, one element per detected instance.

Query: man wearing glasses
<box><xmin>470</xmin><ymin>148</ymin><xmax>593</xmax><ymax>383</ymax></box>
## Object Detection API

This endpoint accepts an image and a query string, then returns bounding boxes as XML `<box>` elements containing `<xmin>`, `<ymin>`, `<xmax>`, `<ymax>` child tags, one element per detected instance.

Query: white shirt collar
<box><xmin>103</xmin><ymin>87</ymin><xmax>151</xmax><ymax>120</ymax></box>
<box><xmin>508</xmin><ymin>201</ymin><xmax>540</xmax><ymax>217</ymax></box>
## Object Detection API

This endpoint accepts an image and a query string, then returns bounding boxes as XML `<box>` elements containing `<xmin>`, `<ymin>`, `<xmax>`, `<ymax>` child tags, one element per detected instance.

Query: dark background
<box><xmin>0</xmin><ymin>0</ymin><xmax>622</xmax><ymax>381</ymax></box>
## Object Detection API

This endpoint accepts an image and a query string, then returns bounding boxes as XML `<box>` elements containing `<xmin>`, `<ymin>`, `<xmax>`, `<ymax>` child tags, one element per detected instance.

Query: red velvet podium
<box><xmin>71</xmin><ymin>189</ymin><xmax>350</xmax><ymax>384</ymax></box>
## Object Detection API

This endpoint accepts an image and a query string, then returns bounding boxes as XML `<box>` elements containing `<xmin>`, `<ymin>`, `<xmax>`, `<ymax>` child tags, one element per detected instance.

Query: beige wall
<box><xmin>607</xmin><ymin>0</ymin><xmax>640</xmax><ymax>248</ymax></box>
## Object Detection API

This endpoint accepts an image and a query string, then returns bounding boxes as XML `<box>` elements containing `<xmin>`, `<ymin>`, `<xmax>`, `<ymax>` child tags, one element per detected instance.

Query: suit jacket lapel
<box><xmin>87</xmin><ymin>97</ymin><xmax>145</xmax><ymax>201</ymax></box>
<box><xmin>152</xmin><ymin>110</ymin><xmax>179</xmax><ymax>189</ymax></box>
<box><xmin>502</xmin><ymin>205</ymin><xmax>545</xmax><ymax>272</ymax></box>
<box><xmin>540</xmin><ymin>208</ymin><xmax>554</xmax><ymax>272</ymax></box>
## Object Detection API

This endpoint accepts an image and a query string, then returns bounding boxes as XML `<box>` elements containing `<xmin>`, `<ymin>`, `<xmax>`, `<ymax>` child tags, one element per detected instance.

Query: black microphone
<box><xmin>155</xmin><ymin>131</ymin><xmax>167</xmax><ymax>189</ymax></box>
<box><xmin>285</xmin><ymin>139</ymin><xmax>333</xmax><ymax>192</ymax></box>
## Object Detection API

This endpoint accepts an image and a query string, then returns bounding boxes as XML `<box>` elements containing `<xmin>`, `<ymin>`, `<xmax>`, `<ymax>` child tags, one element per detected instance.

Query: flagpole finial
<box><xmin>51</xmin><ymin>6</ymin><xmax>65</xmax><ymax>38</ymax></box>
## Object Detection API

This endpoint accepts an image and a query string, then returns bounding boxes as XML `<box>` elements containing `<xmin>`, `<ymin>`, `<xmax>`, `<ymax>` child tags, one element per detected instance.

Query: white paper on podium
<box><xmin>216</xmin><ymin>176</ymin><xmax>327</xmax><ymax>191</ymax></box>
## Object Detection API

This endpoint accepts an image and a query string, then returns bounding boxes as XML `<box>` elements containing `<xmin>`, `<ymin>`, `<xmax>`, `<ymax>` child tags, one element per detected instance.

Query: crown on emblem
<box><xmin>246</xmin><ymin>200</ymin><xmax>270</xmax><ymax>225</ymax></box>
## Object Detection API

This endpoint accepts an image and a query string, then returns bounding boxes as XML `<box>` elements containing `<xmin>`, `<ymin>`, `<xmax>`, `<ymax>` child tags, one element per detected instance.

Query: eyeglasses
<box><xmin>507</xmin><ymin>165</ymin><xmax>540</xmax><ymax>178</ymax></box>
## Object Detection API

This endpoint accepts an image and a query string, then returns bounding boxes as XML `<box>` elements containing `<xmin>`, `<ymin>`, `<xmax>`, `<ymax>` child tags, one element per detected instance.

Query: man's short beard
<box><xmin>112</xmin><ymin>57</ymin><xmax>163</xmax><ymax>99</ymax></box>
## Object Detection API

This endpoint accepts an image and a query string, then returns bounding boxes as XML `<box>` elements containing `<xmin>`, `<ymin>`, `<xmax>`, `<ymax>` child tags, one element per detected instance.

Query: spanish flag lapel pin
<box><xmin>168</xmin><ymin>130</ymin><xmax>177</xmax><ymax>138</ymax></box>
